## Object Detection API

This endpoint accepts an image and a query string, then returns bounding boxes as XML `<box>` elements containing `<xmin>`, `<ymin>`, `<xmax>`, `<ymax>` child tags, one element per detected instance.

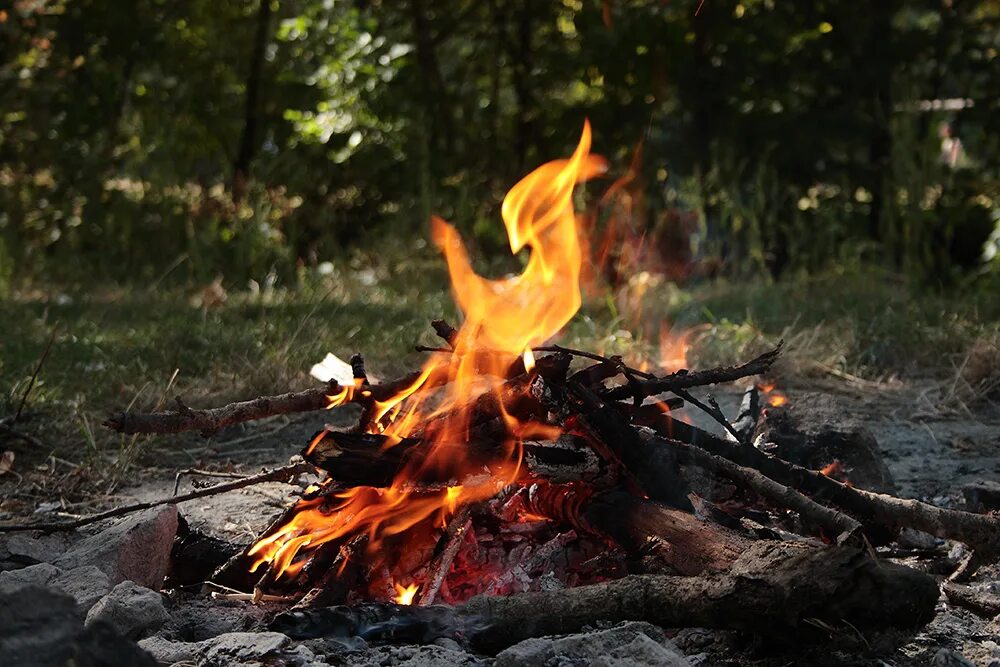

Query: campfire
<box><xmin>94</xmin><ymin>123</ymin><xmax>1000</xmax><ymax>654</ymax></box>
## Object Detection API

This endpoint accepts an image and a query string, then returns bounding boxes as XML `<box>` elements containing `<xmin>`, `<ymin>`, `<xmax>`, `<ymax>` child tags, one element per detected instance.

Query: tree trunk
<box><xmin>233</xmin><ymin>0</ymin><xmax>274</xmax><ymax>203</ymax></box>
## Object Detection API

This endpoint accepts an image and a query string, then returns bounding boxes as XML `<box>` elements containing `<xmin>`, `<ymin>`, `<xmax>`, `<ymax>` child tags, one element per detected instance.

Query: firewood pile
<box><xmin>91</xmin><ymin>123</ymin><xmax>1000</xmax><ymax>654</ymax></box>
<box><xmin>98</xmin><ymin>326</ymin><xmax>1000</xmax><ymax>652</ymax></box>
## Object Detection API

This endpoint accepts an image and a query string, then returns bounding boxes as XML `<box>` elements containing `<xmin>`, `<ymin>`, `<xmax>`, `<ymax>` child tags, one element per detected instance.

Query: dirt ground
<box><xmin>3</xmin><ymin>376</ymin><xmax>999</xmax><ymax>665</ymax></box>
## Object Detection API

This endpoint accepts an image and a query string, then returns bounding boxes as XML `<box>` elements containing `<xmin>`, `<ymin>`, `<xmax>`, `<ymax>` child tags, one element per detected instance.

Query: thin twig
<box><xmin>173</xmin><ymin>468</ymin><xmax>249</xmax><ymax>495</ymax></box>
<box><xmin>599</xmin><ymin>343</ymin><xmax>783</xmax><ymax>402</ymax></box>
<box><xmin>665</xmin><ymin>436</ymin><xmax>864</xmax><ymax>544</ymax></box>
<box><xmin>11</xmin><ymin>326</ymin><xmax>58</xmax><ymax>426</ymax></box>
<box><xmin>0</xmin><ymin>462</ymin><xmax>311</xmax><ymax>533</ymax></box>
<box><xmin>671</xmin><ymin>388</ymin><xmax>743</xmax><ymax>442</ymax></box>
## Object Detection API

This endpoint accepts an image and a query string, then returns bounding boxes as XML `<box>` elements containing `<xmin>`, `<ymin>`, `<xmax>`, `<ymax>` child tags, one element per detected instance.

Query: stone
<box><xmin>0</xmin><ymin>561</ymin><xmax>62</xmax><ymax>591</ymax></box>
<box><xmin>495</xmin><ymin>621</ymin><xmax>691</xmax><ymax>667</ymax></box>
<box><xmin>52</xmin><ymin>565</ymin><xmax>112</xmax><ymax>611</ymax></box>
<box><xmin>933</xmin><ymin>648</ymin><xmax>976</xmax><ymax>667</ymax></box>
<box><xmin>158</xmin><ymin>596</ymin><xmax>269</xmax><ymax>641</ymax></box>
<box><xmin>0</xmin><ymin>583</ymin><xmax>155</xmax><ymax>667</ymax></box>
<box><xmin>351</xmin><ymin>644</ymin><xmax>486</xmax><ymax>667</ymax></box>
<box><xmin>198</xmin><ymin>631</ymin><xmax>291</xmax><ymax>665</ymax></box>
<box><xmin>962</xmin><ymin>480</ymin><xmax>1000</xmax><ymax>512</ymax></box>
<box><xmin>86</xmin><ymin>581</ymin><xmax>170</xmax><ymax>640</ymax></box>
<box><xmin>55</xmin><ymin>505</ymin><xmax>179</xmax><ymax>589</ymax></box>
<box><xmin>137</xmin><ymin>636</ymin><xmax>199</xmax><ymax>665</ymax></box>
<box><xmin>0</xmin><ymin>531</ymin><xmax>77</xmax><ymax>568</ymax></box>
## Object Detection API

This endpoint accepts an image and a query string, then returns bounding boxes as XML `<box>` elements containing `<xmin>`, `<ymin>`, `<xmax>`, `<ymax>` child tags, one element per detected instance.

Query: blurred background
<box><xmin>2</xmin><ymin>1</ymin><xmax>999</xmax><ymax>474</ymax></box>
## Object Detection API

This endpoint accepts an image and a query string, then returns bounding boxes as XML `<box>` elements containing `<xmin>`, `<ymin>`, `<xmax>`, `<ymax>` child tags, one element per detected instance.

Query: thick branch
<box><xmin>462</xmin><ymin>542</ymin><xmax>937</xmax><ymax>652</ymax></box>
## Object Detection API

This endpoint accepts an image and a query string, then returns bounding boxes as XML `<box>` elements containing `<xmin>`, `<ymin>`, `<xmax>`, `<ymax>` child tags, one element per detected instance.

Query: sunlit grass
<box><xmin>1</xmin><ymin>260</ymin><xmax>997</xmax><ymax>488</ymax></box>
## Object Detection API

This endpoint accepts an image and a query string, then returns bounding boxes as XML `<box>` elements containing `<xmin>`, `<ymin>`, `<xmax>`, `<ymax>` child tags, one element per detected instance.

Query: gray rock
<box><xmin>934</xmin><ymin>648</ymin><xmax>977</xmax><ymax>667</ymax></box>
<box><xmin>86</xmin><ymin>581</ymin><xmax>169</xmax><ymax>640</ymax></box>
<box><xmin>0</xmin><ymin>584</ymin><xmax>155</xmax><ymax>666</ymax></box>
<box><xmin>352</xmin><ymin>643</ymin><xmax>486</xmax><ymax>667</ymax></box>
<box><xmin>0</xmin><ymin>531</ymin><xmax>77</xmax><ymax>567</ymax></box>
<box><xmin>55</xmin><ymin>505</ymin><xmax>178</xmax><ymax>589</ymax></box>
<box><xmin>198</xmin><ymin>631</ymin><xmax>291</xmax><ymax>666</ymax></box>
<box><xmin>138</xmin><ymin>636</ymin><xmax>199</xmax><ymax>665</ymax></box>
<box><xmin>0</xmin><ymin>561</ymin><xmax>62</xmax><ymax>591</ymax></box>
<box><xmin>495</xmin><ymin>621</ymin><xmax>690</xmax><ymax>667</ymax></box>
<box><xmin>52</xmin><ymin>565</ymin><xmax>112</xmax><ymax>611</ymax></box>
<box><xmin>158</xmin><ymin>597</ymin><xmax>268</xmax><ymax>641</ymax></box>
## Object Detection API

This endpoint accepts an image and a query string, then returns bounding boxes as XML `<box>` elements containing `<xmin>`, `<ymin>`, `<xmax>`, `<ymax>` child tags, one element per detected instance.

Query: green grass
<box><xmin>2</xmin><ymin>256</ymin><xmax>998</xmax><ymax>491</ymax></box>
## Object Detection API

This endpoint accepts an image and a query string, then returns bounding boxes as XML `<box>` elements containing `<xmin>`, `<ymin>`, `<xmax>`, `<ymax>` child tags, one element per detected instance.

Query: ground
<box><xmin>1</xmin><ymin>265</ymin><xmax>998</xmax><ymax>664</ymax></box>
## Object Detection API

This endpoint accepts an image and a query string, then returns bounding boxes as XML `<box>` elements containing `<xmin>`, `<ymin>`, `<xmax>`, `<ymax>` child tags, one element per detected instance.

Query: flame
<box><xmin>658</xmin><ymin>324</ymin><xmax>689</xmax><ymax>372</ymax></box>
<box><xmin>393</xmin><ymin>582</ymin><xmax>419</xmax><ymax>605</ymax></box>
<box><xmin>249</xmin><ymin>123</ymin><xmax>605</xmax><ymax>591</ymax></box>
<box><xmin>768</xmin><ymin>392</ymin><xmax>788</xmax><ymax>407</ymax></box>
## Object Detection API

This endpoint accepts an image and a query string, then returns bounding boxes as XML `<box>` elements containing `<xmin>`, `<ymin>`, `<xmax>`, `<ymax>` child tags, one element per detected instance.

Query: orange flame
<box><xmin>249</xmin><ymin>123</ymin><xmax>605</xmax><ymax>589</ymax></box>
<box><xmin>768</xmin><ymin>392</ymin><xmax>788</xmax><ymax>407</ymax></box>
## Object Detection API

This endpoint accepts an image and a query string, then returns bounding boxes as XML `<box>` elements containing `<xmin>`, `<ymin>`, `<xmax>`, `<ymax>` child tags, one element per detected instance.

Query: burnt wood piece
<box><xmin>525</xmin><ymin>483</ymin><xmax>750</xmax><ymax>575</ymax></box>
<box><xmin>419</xmin><ymin>510</ymin><xmax>473</xmax><ymax>606</ymax></box>
<box><xmin>565</xmin><ymin>381</ymin><xmax>693</xmax><ymax>511</ymax></box>
<box><xmin>731</xmin><ymin>385</ymin><xmax>762</xmax><ymax>443</ymax></box>
<box><xmin>596</xmin><ymin>343</ymin><xmax>782</xmax><ymax>403</ymax></box>
<box><xmin>293</xmin><ymin>535</ymin><xmax>369</xmax><ymax>608</ymax></box>
<box><xmin>942</xmin><ymin>581</ymin><xmax>1000</xmax><ymax>619</ymax></box>
<box><xmin>462</xmin><ymin>542</ymin><xmax>938</xmax><ymax>653</ymax></box>
<box><xmin>664</xmin><ymin>429</ymin><xmax>1000</xmax><ymax>555</ymax></box>
<box><xmin>306</xmin><ymin>431</ymin><xmax>601</xmax><ymax>487</ymax></box>
<box><xmin>431</xmin><ymin>319</ymin><xmax>459</xmax><ymax>348</ymax></box>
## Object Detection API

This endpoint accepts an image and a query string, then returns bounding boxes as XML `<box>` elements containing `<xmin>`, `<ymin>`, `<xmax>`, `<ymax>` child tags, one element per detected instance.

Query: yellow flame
<box><xmin>393</xmin><ymin>583</ymin><xmax>419</xmax><ymax>605</ymax></box>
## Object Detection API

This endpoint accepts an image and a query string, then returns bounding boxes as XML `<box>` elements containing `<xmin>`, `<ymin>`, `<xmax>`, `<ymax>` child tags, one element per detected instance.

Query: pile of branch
<box><xmin>89</xmin><ymin>320</ymin><xmax>1000</xmax><ymax>646</ymax></box>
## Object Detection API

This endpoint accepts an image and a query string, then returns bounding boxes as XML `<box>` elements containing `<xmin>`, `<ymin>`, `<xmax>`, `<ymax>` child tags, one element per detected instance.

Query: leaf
<box><xmin>0</xmin><ymin>450</ymin><xmax>14</xmax><ymax>475</ymax></box>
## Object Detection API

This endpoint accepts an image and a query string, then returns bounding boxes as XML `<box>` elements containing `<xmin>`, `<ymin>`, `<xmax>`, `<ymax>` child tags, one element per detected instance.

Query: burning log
<box><xmin>273</xmin><ymin>543</ymin><xmax>937</xmax><ymax>652</ymax></box>
<box><xmin>524</xmin><ymin>483</ymin><xmax>750</xmax><ymax>575</ymax></box>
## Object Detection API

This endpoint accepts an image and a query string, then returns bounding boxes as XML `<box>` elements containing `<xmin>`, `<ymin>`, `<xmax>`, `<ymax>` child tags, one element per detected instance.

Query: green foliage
<box><xmin>0</xmin><ymin>0</ymin><xmax>998</xmax><ymax>285</ymax></box>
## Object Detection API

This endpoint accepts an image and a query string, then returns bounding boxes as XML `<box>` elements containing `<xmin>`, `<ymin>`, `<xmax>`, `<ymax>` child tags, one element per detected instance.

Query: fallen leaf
<box><xmin>0</xmin><ymin>450</ymin><xmax>13</xmax><ymax>475</ymax></box>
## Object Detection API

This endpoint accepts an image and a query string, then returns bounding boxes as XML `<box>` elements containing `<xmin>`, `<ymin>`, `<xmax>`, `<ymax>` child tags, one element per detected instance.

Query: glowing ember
<box><xmin>393</xmin><ymin>582</ymin><xmax>419</xmax><ymax>605</ymax></box>
<box><xmin>247</xmin><ymin>123</ymin><xmax>606</xmax><ymax>591</ymax></box>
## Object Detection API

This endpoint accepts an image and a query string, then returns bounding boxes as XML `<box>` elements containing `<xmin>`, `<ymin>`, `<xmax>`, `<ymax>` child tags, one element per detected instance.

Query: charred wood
<box><xmin>461</xmin><ymin>542</ymin><xmax>937</xmax><ymax>653</ymax></box>
<box><xmin>525</xmin><ymin>483</ymin><xmax>750</xmax><ymax>575</ymax></box>
<box><xmin>597</xmin><ymin>343</ymin><xmax>782</xmax><ymax>403</ymax></box>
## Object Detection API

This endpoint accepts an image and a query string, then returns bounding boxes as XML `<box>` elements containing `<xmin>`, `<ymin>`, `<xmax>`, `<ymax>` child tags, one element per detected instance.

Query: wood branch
<box><xmin>105</xmin><ymin>383</ymin><xmax>342</xmax><ymax>435</ymax></box>
<box><xmin>662</xmin><ymin>436</ymin><xmax>864</xmax><ymax>544</ymax></box>
<box><xmin>276</xmin><ymin>543</ymin><xmax>937</xmax><ymax>650</ymax></box>
<box><xmin>525</xmin><ymin>483</ymin><xmax>750</xmax><ymax>575</ymax></box>
<box><xmin>597</xmin><ymin>343</ymin><xmax>782</xmax><ymax>402</ymax></box>
<box><xmin>678</xmin><ymin>427</ymin><xmax>1000</xmax><ymax>555</ymax></box>
<box><xmin>104</xmin><ymin>366</ymin><xmax>436</xmax><ymax>436</ymax></box>
<box><xmin>461</xmin><ymin>542</ymin><xmax>937</xmax><ymax>653</ymax></box>
<box><xmin>0</xmin><ymin>462</ymin><xmax>311</xmax><ymax>533</ymax></box>
<box><xmin>305</xmin><ymin>430</ymin><xmax>601</xmax><ymax>488</ymax></box>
